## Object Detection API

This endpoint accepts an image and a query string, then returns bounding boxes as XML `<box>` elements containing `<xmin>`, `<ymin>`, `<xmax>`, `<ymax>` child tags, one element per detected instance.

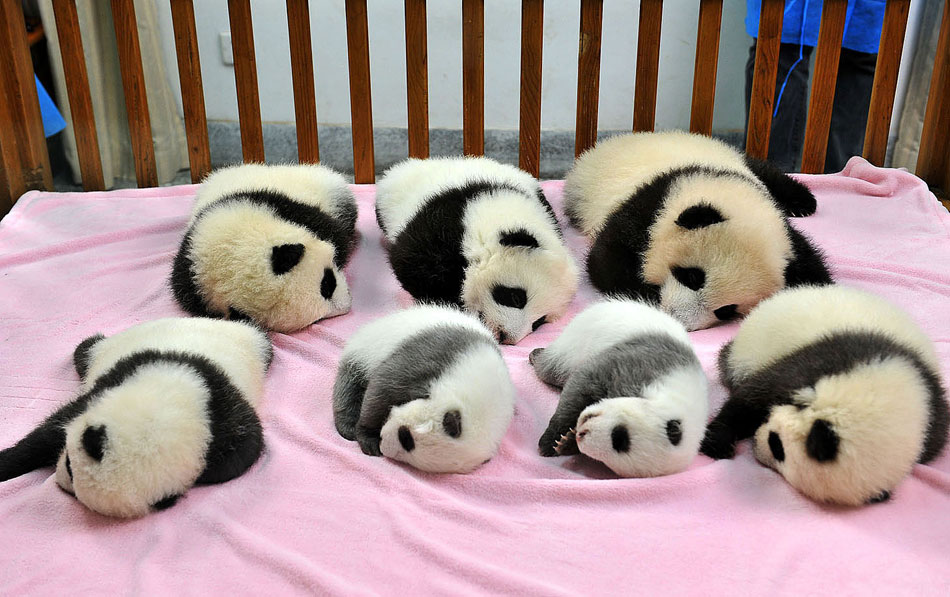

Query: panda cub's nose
<box><xmin>398</xmin><ymin>426</ymin><xmax>415</xmax><ymax>452</ymax></box>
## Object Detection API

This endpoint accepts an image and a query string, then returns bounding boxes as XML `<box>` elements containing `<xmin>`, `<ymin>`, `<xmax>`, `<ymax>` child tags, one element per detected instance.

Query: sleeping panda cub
<box><xmin>375</xmin><ymin>156</ymin><xmax>579</xmax><ymax>344</ymax></box>
<box><xmin>701</xmin><ymin>285</ymin><xmax>949</xmax><ymax>506</ymax></box>
<box><xmin>171</xmin><ymin>163</ymin><xmax>358</xmax><ymax>332</ymax></box>
<box><xmin>531</xmin><ymin>300</ymin><xmax>708</xmax><ymax>477</ymax></box>
<box><xmin>564</xmin><ymin>131</ymin><xmax>832</xmax><ymax>331</ymax></box>
<box><xmin>333</xmin><ymin>305</ymin><xmax>516</xmax><ymax>473</ymax></box>
<box><xmin>0</xmin><ymin>318</ymin><xmax>271</xmax><ymax>518</ymax></box>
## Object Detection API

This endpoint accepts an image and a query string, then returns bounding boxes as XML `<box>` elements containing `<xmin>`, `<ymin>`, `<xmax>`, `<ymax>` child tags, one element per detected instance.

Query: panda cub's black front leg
<box><xmin>355</xmin><ymin>425</ymin><xmax>382</xmax><ymax>457</ymax></box>
<box><xmin>700</xmin><ymin>397</ymin><xmax>770</xmax><ymax>459</ymax></box>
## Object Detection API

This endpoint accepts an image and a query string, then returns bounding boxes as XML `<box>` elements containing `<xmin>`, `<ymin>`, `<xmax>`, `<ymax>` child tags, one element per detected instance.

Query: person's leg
<box><xmin>745</xmin><ymin>41</ymin><xmax>814</xmax><ymax>172</ymax></box>
<box><xmin>824</xmin><ymin>48</ymin><xmax>877</xmax><ymax>173</ymax></box>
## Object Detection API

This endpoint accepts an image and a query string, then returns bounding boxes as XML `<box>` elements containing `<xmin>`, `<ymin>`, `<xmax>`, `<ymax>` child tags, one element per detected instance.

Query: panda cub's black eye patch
<box><xmin>320</xmin><ymin>268</ymin><xmax>336</xmax><ymax>300</ymax></box>
<box><xmin>666</xmin><ymin>420</ymin><xmax>682</xmax><ymax>446</ymax></box>
<box><xmin>151</xmin><ymin>494</ymin><xmax>182</xmax><ymax>511</ymax></box>
<box><xmin>531</xmin><ymin>317</ymin><xmax>546</xmax><ymax>331</ymax></box>
<box><xmin>398</xmin><ymin>426</ymin><xmax>415</xmax><ymax>452</ymax></box>
<box><xmin>805</xmin><ymin>419</ymin><xmax>839</xmax><ymax>462</ymax></box>
<box><xmin>714</xmin><ymin>304</ymin><xmax>739</xmax><ymax>321</ymax></box>
<box><xmin>81</xmin><ymin>425</ymin><xmax>107</xmax><ymax>462</ymax></box>
<box><xmin>768</xmin><ymin>431</ymin><xmax>785</xmax><ymax>462</ymax></box>
<box><xmin>65</xmin><ymin>454</ymin><xmax>73</xmax><ymax>480</ymax></box>
<box><xmin>611</xmin><ymin>425</ymin><xmax>630</xmax><ymax>453</ymax></box>
<box><xmin>499</xmin><ymin>228</ymin><xmax>539</xmax><ymax>249</ymax></box>
<box><xmin>443</xmin><ymin>410</ymin><xmax>462</xmax><ymax>438</ymax></box>
<box><xmin>675</xmin><ymin>203</ymin><xmax>726</xmax><ymax>229</ymax></box>
<box><xmin>491</xmin><ymin>285</ymin><xmax>528</xmax><ymax>309</ymax></box>
<box><xmin>671</xmin><ymin>266</ymin><xmax>706</xmax><ymax>291</ymax></box>
<box><xmin>271</xmin><ymin>243</ymin><xmax>306</xmax><ymax>275</ymax></box>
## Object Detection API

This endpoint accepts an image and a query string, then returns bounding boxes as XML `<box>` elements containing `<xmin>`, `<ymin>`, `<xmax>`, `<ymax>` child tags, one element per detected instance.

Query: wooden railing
<box><xmin>1</xmin><ymin>0</ymin><xmax>948</xmax><ymax>211</ymax></box>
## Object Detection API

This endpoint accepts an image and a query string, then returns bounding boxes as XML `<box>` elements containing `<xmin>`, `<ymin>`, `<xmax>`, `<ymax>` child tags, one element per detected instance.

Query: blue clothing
<box><xmin>36</xmin><ymin>75</ymin><xmax>66</xmax><ymax>138</ymax></box>
<box><xmin>746</xmin><ymin>0</ymin><xmax>886</xmax><ymax>54</ymax></box>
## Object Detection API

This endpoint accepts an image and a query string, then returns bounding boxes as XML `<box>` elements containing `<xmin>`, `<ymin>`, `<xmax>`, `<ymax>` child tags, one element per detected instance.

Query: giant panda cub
<box><xmin>375</xmin><ymin>156</ymin><xmax>579</xmax><ymax>344</ymax></box>
<box><xmin>564</xmin><ymin>131</ymin><xmax>832</xmax><ymax>331</ymax></box>
<box><xmin>0</xmin><ymin>318</ymin><xmax>272</xmax><ymax>518</ymax></box>
<box><xmin>171</xmin><ymin>163</ymin><xmax>358</xmax><ymax>332</ymax></box>
<box><xmin>333</xmin><ymin>305</ymin><xmax>516</xmax><ymax>473</ymax></box>
<box><xmin>701</xmin><ymin>285</ymin><xmax>949</xmax><ymax>506</ymax></box>
<box><xmin>531</xmin><ymin>299</ymin><xmax>708</xmax><ymax>477</ymax></box>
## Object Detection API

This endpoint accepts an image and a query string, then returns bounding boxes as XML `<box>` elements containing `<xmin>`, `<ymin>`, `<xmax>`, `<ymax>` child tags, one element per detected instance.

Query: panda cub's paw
<box><xmin>699</xmin><ymin>428</ymin><xmax>737</xmax><ymax>460</ymax></box>
<box><xmin>356</xmin><ymin>428</ymin><xmax>382</xmax><ymax>457</ymax></box>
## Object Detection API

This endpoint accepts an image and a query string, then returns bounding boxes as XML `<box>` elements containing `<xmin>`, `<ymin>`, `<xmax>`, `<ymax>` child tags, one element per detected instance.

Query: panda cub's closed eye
<box><xmin>443</xmin><ymin>410</ymin><xmax>462</xmax><ymax>438</ymax></box>
<box><xmin>666</xmin><ymin>420</ymin><xmax>683</xmax><ymax>446</ymax></box>
<box><xmin>768</xmin><ymin>431</ymin><xmax>785</xmax><ymax>462</ymax></box>
<box><xmin>714</xmin><ymin>304</ymin><xmax>739</xmax><ymax>321</ymax></box>
<box><xmin>82</xmin><ymin>425</ymin><xmax>107</xmax><ymax>462</ymax></box>
<box><xmin>611</xmin><ymin>425</ymin><xmax>630</xmax><ymax>453</ymax></box>
<box><xmin>531</xmin><ymin>316</ymin><xmax>546</xmax><ymax>331</ymax></box>
<box><xmin>271</xmin><ymin>243</ymin><xmax>306</xmax><ymax>275</ymax></box>
<box><xmin>491</xmin><ymin>285</ymin><xmax>528</xmax><ymax>309</ymax></box>
<box><xmin>671</xmin><ymin>266</ymin><xmax>706</xmax><ymax>291</ymax></box>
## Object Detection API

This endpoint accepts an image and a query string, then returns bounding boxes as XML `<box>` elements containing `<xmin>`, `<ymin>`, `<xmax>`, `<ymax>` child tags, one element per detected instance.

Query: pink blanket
<box><xmin>1</xmin><ymin>158</ymin><xmax>948</xmax><ymax>594</ymax></box>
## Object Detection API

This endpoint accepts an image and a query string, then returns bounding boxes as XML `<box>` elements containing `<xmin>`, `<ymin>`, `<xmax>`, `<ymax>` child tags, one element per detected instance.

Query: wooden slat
<box><xmin>345</xmin><ymin>0</ymin><xmax>375</xmax><ymax>183</ymax></box>
<box><xmin>574</xmin><ymin>0</ymin><xmax>603</xmax><ymax>157</ymax></box>
<box><xmin>405</xmin><ymin>0</ymin><xmax>429</xmax><ymax>158</ymax></box>
<box><xmin>862</xmin><ymin>0</ymin><xmax>910</xmax><ymax>166</ymax></box>
<box><xmin>0</xmin><ymin>0</ymin><xmax>52</xmax><ymax>210</ymax></box>
<box><xmin>689</xmin><ymin>0</ymin><xmax>723</xmax><ymax>135</ymax></box>
<box><xmin>800</xmin><ymin>0</ymin><xmax>848</xmax><ymax>174</ymax></box>
<box><xmin>633</xmin><ymin>0</ymin><xmax>662</xmax><ymax>133</ymax></box>
<box><xmin>519</xmin><ymin>0</ymin><xmax>543</xmax><ymax>176</ymax></box>
<box><xmin>51</xmin><ymin>0</ymin><xmax>103</xmax><ymax>190</ymax></box>
<box><xmin>287</xmin><ymin>0</ymin><xmax>319</xmax><ymax>164</ymax></box>
<box><xmin>462</xmin><ymin>0</ymin><xmax>484</xmax><ymax>156</ymax></box>
<box><xmin>916</xmin><ymin>0</ymin><xmax>950</xmax><ymax>190</ymax></box>
<box><xmin>111</xmin><ymin>0</ymin><xmax>157</xmax><ymax>187</ymax></box>
<box><xmin>228</xmin><ymin>0</ymin><xmax>264</xmax><ymax>163</ymax></box>
<box><xmin>170</xmin><ymin>0</ymin><xmax>211</xmax><ymax>182</ymax></box>
<box><xmin>745</xmin><ymin>0</ymin><xmax>785</xmax><ymax>160</ymax></box>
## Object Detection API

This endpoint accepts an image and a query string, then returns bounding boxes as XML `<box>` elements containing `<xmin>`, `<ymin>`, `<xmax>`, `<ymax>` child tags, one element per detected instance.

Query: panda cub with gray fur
<box><xmin>333</xmin><ymin>305</ymin><xmax>516</xmax><ymax>473</ymax></box>
<box><xmin>701</xmin><ymin>285</ymin><xmax>949</xmax><ymax>506</ymax></box>
<box><xmin>564</xmin><ymin>131</ymin><xmax>832</xmax><ymax>331</ymax></box>
<box><xmin>375</xmin><ymin>157</ymin><xmax>578</xmax><ymax>344</ymax></box>
<box><xmin>531</xmin><ymin>300</ymin><xmax>708</xmax><ymax>477</ymax></box>
<box><xmin>171</xmin><ymin>163</ymin><xmax>358</xmax><ymax>332</ymax></box>
<box><xmin>0</xmin><ymin>318</ymin><xmax>271</xmax><ymax>518</ymax></box>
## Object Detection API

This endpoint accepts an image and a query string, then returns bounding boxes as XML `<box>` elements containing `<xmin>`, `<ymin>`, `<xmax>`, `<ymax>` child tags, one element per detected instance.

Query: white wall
<box><xmin>154</xmin><ymin>0</ymin><xmax>753</xmax><ymax>132</ymax></box>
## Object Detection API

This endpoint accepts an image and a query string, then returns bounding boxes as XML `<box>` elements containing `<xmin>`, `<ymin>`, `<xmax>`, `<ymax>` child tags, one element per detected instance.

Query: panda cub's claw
<box><xmin>554</xmin><ymin>428</ymin><xmax>577</xmax><ymax>456</ymax></box>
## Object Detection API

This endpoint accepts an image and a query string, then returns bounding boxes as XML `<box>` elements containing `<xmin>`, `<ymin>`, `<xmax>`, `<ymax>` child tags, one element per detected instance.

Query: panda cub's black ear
<box><xmin>675</xmin><ymin>203</ymin><xmax>725</xmax><ymax>230</ymax></box>
<box><xmin>271</xmin><ymin>243</ymin><xmax>306</xmax><ymax>275</ymax></box>
<box><xmin>805</xmin><ymin>419</ymin><xmax>839</xmax><ymax>462</ymax></box>
<box><xmin>499</xmin><ymin>228</ymin><xmax>539</xmax><ymax>249</ymax></box>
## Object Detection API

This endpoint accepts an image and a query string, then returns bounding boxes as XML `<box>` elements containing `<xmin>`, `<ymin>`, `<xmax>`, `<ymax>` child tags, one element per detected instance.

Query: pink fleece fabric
<box><xmin>1</xmin><ymin>157</ymin><xmax>948</xmax><ymax>594</ymax></box>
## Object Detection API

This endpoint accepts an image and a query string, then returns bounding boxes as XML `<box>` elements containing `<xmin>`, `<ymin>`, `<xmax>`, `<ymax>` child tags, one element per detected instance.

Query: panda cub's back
<box><xmin>81</xmin><ymin>318</ymin><xmax>270</xmax><ymax>407</ymax></box>
<box><xmin>727</xmin><ymin>286</ymin><xmax>941</xmax><ymax>382</ymax></box>
<box><xmin>193</xmin><ymin>163</ymin><xmax>354</xmax><ymax>223</ymax></box>
<box><xmin>565</xmin><ymin>131</ymin><xmax>754</xmax><ymax>236</ymax></box>
<box><xmin>375</xmin><ymin>156</ymin><xmax>542</xmax><ymax>238</ymax></box>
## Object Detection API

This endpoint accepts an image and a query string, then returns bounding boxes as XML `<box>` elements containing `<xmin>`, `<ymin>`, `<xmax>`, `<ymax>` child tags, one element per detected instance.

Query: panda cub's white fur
<box><xmin>375</xmin><ymin>157</ymin><xmax>579</xmax><ymax>345</ymax></box>
<box><xmin>171</xmin><ymin>163</ymin><xmax>358</xmax><ymax>332</ymax></box>
<box><xmin>333</xmin><ymin>305</ymin><xmax>516</xmax><ymax>473</ymax></box>
<box><xmin>531</xmin><ymin>300</ymin><xmax>709</xmax><ymax>477</ymax></box>
<box><xmin>563</xmin><ymin>131</ymin><xmax>831</xmax><ymax>332</ymax></box>
<box><xmin>702</xmin><ymin>285</ymin><xmax>950</xmax><ymax>506</ymax></box>
<box><xmin>0</xmin><ymin>318</ymin><xmax>271</xmax><ymax>518</ymax></box>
